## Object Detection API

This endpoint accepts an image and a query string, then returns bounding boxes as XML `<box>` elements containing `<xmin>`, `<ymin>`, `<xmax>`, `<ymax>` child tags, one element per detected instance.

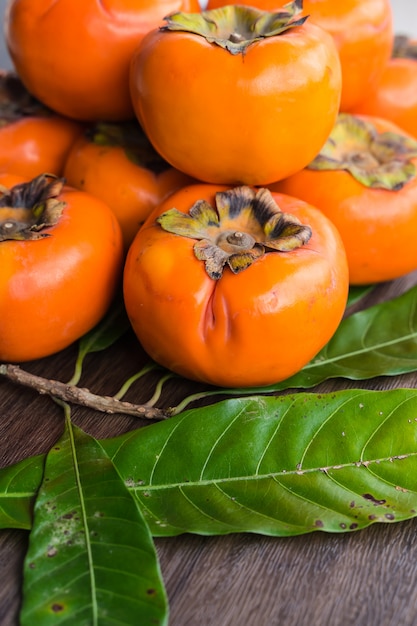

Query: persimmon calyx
<box><xmin>157</xmin><ymin>185</ymin><xmax>312</xmax><ymax>279</ymax></box>
<box><xmin>308</xmin><ymin>113</ymin><xmax>417</xmax><ymax>190</ymax></box>
<box><xmin>88</xmin><ymin>121</ymin><xmax>169</xmax><ymax>173</ymax></box>
<box><xmin>0</xmin><ymin>71</ymin><xmax>50</xmax><ymax>126</ymax></box>
<box><xmin>0</xmin><ymin>174</ymin><xmax>65</xmax><ymax>242</ymax></box>
<box><xmin>161</xmin><ymin>0</ymin><xmax>308</xmax><ymax>55</ymax></box>
<box><xmin>392</xmin><ymin>34</ymin><xmax>417</xmax><ymax>59</ymax></box>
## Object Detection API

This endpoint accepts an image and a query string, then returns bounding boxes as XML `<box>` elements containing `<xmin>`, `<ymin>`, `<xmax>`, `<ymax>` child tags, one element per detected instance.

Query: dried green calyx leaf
<box><xmin>157</xmin><ymin>185</ymin><xmax>312</xmax><ymax>279</ymax></box>
<box><xmin>0</xmin><ymin>174</ymin><xmax>65</xmax><ymax>242</ymax></box>
<box><xmin>87</xmin><ymin>121</ymin><xmax>169</xmax><ymax>173</ymax></box>
<box><xmin>308</xmin><ymin>113</ymin><xmax>417</xmax><ymax>190</ymax></box>
<box><xmin>392</xmin><ymin>34</ymin><xmax>417</xmax><ymax>60</ymax></box>
<box><xmin>161</xmin><ymin>0</ymin><xmax>308</xmax><ymax>55</ymax></box>
<box><xmin>0</xmin><ymin>71</ymin><xmax>51</xmax><ymax>127</ymax></box>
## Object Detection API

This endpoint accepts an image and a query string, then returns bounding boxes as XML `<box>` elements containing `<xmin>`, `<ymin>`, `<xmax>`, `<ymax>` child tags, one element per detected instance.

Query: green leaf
<box><xmin>77</xmin><ymin>297</ymin><xmax>130</xmax><ymax>357</ymax></box>
<box><xmin>20</xmin><ymin>418</ymin><xmax>168</xmax><ymax>626</ymax></box>
<box><xmin>4</xmin><ymin>389</ymin><xmax>417</xmax><ymax>539</ymax></box>
<box><xmin>0</xmin><ymin>455</ymin><xmax>44</xmax><ymax>530</ymax></box>
<box><xmin>69</xmin><ymin>296</ymin><xmax>131</xmax><ymax>385</ymax></box>
<box><xmin>106</xmin><ymin>391</ymin><xmax>417</xmax><ymax>537</ymax></box>
<box><xmin>346</xmin><ymin>284</ymin><xmax>375</xmax><ymax>308</ymax></box>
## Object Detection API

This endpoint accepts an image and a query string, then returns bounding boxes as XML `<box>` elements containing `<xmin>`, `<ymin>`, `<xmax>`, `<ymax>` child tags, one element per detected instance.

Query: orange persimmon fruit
<box><xmin>0</xmin><ymin>173</ymin><xmax>123</xmax><ymax>362</ymax></box>
<box><xmin>206</xmin><ymin>0</ymin><xmax>393</xmax><ymax>112</ymax></box>
<box><xmin>129</xmin><ymin>2</ymin><xmax>342</xmax><ymax>185</ymax></box>
<box><xmin>351</xmin><ymin>36</ymin><xmax>417</xmax><ymax>139</ymax></box>
<box><xmin>123</xmin><ymin>184</ymin><xmax>349</xmax><ymax>388</ymax></box>
<box><xmin>63</xmin><ymin>121</ymin><xmax>195</xmax><ymax>250</ymax></box>
<box><xmin>0</xmin><ymin>71</ymin><xmax>84</xmax><ymax>178</ymax></box>
<box><xmin>4</xmin><ymin>0</ymin><xmax>201</xmax><ymax>121</ymax></box>
<box><xmin>269</xmin><ymin>113</ymin><xmax>417</xmax><ymax>285</ymax></box>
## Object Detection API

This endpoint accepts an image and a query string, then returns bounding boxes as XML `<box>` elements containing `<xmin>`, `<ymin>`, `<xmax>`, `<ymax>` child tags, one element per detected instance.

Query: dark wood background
<box><xmin>2</xmin><ymin>272</ymin><xmax>417</xmax><ymax>626</ymax></box>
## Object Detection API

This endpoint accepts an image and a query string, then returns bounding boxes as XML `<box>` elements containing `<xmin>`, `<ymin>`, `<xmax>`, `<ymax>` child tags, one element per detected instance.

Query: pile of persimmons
<box><xmin>1</xmin><ymin>0</ymin><xmax>417</xmax><ymax>388</ymax></box>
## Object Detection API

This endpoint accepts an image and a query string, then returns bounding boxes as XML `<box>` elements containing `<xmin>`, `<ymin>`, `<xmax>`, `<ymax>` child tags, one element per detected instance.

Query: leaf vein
<box><xmin>199</xmin><ymin>406</ymin><xmax>250</xmax><ymax>480</ymax></box>
<box><xmin>131</xmin><ymin>452</ymin><xmax>417</xmax><ymax>492</ymax></box>
<box><xmin>254</xmin><ymin>400</ymin><xmax>296</xmax><ymax>475</ymax></box>
<box><xmin>306</xmin><ymin>330</ymin><xmax>417</xmax><ymax>371</ymax></box>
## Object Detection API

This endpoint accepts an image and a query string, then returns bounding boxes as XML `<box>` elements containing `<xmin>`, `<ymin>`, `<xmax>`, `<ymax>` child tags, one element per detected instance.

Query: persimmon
<box><xmin>206</xmin><ymin>0</ymin><xmax>393</xmax><ymax>112</ymax></box>
<box><xmin>0</xmin><ymin>71</ymin><xmax>84</xmax><ymax>178</ymax></box>
<box><xmin>4</xmin><ymin>0</ymin><xmax>201</xmax><ymax>122</ymax></box>
<box><xmin>0</xmin><ymin>172</ymin><xmax>27</xmax><ymax>188</ymax></box>
<box><xmin>63</xmin><ymin>122</ymin><xmax>194</xmax><ymax>250</ymax></box>
<box><xmin>0</xmin><ymin>174</ymin><xmax>123</xmax><ymax>362</ymax></box>
<box><xmin>351</xmin><ymin>36</ymin><xmax>417</xmax><ymax>139</ymax></box>
<box><xmin>269</xmin><ymin>114</ymin><xmax>417</xmax><ymax>285</ymax></box>
<box><xmin>123</xmin><ymin>184</ymin><xmax>349</xmax><ymax>388</ymax></box>
<box><xmin>129</xmin><ymin>2</ymin><xmax>341</xmax><ymax>185</ymax></box>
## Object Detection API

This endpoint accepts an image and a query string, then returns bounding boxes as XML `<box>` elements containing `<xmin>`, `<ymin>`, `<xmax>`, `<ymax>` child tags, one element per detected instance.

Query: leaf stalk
<box><xmin>0</xmin><ymin>364</ymin><xmax>170</xmax><ymax>420</ymax></box>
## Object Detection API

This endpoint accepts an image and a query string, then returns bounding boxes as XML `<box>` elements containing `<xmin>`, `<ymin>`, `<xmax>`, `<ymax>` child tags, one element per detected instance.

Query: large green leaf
<box><xmin>104</xmin><ymin>390</ymin><xmax>417</xmax><ymax>537</ymax></box>
<box><xmin>0</xmin><ymin>455</ymin><xmax>44</xmax><ymax>529</ymax></box>
<box><xmin>4</xmin><ymin>389</ymin><xmax>417</xmax><ymax>536</ymax></box>
<box><xmin>3</xmin><ymin>389</ymin><xmax>417</xmax><ymax>539</ymax></box>
<box><xmin>20</xmin><ymin>419</ymin><xmax>168</xmax><ymax>626</ymax></box>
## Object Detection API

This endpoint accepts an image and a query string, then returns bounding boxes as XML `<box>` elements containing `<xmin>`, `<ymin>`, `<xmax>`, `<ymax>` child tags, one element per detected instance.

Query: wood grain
<box><xmin>1</xmin><ymin>272</ymin><xmax>417</xmax><ymax>625</ymax></box>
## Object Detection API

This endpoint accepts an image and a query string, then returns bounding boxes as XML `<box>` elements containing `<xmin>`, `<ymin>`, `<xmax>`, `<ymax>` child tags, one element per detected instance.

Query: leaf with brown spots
<box><xmin>3</xmin><ymin>387</ymin><xmax>417</xmax><ymax>542</ymax></box>
<box><xmin>19</xmin><ymin>411</ymin><xmax>168</xmax><ymax>626</ymax></box>
<box><xmin>104</xmin><ymin>388</ymin><xmax>417</xmax><ymax>536</ymax></box>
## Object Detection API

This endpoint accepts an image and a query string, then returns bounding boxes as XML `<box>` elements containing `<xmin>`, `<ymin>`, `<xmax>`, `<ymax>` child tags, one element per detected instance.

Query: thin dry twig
<box><xmin>0</xmin><ymin>363</ymin><xmax>170</xmax><ymax>420</ymax></box>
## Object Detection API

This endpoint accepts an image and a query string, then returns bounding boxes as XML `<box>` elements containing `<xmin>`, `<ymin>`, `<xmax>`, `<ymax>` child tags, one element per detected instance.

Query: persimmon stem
<box><xmin>171</xmin><ymin>389</ymin><xmax>238</xmax><ymax>415</ymax></box>
<box><xmin>113</xmin><ymin>362</ymin><xmax>161</xmax><ymax>400</ymax></box>
<box><xmin>0</xmin><ymin>364</ymin><xmax>171</xmax><ymax>421</ymax></box>
<box><xmin>67</xmin><ymin>354</ymin><xmax>85</xmax><ymax>387</ymax></box>
<box><xmin>145</xmin><ymin>372</ymin><xmax>178</xmax><ymax>407</ymax></box>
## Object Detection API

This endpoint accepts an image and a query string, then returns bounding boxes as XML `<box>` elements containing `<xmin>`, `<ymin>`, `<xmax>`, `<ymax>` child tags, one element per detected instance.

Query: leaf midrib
<box><xmin>131</xmin><ymin>451</ymin><xmax>417</xmax><ymax>492</ymax></box>
<box><xmin>68</xmin><ymin>420</ymin><xmax>98</xmax><ymax>625</ymax></box>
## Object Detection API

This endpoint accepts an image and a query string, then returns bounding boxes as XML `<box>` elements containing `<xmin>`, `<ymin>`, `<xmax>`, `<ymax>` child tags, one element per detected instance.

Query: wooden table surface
<box><xmin>1</xmin><ymin>270</ymin><xmax>417</xmax><ymax>626</ymax></box>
